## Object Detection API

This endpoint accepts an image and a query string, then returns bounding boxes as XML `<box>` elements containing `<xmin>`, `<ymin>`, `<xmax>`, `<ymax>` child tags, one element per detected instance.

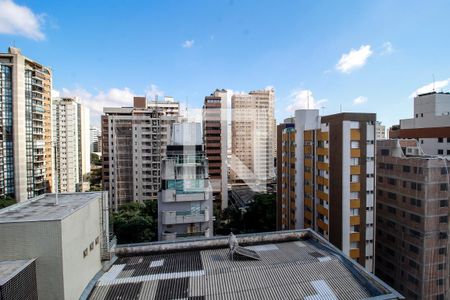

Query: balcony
<box><xmin>161</xmin><ymin>210</ymin><xmax>209</xmax><ymax>225</ymax></box>
<box><xmin>33</xmin><ymin>106</ymin><xmax>45</xmax><ymax>114</ymax></box>
<box><xmin>160</xmin><ymin>189</ymin><xmax>208</xmax><ymax>202</ymax></box>
<box><xmin>33</xmin><ymin>140</ymin><xmax>45</xmax><ymax>147</ymax></box>
<box><xmin>161</xmin><ymin>228</ymin><xmax>211</xmax><ymax>241</ymax></box>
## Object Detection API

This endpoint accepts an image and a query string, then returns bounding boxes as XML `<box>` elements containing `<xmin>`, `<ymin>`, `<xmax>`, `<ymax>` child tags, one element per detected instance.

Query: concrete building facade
<box><xmin>102</xmin><ymin>97</ymin><xmax>179</xmax><ymax>210</ymax></box>
<box><xmin>390</xmin><ymin>92</ymin><xmax>450</xmax><ymax>155</ymax></box>
<box><xmin>52</xmin><ymin>97</ymin><xmax>90</xmax><ymax>193</ymax></box>
<box><xmin>0</xmin><ymin>47</ymin><xmax>53</xmax><ymax>202</ymax></box>
<box><xmin>278</xmin><ymin>110</ymin><xmax>376</xmax><ymax>270</ymax></box>
<box><xmin>90</xmin><ymin>127</ymin><xmax>101</xmax><ymax>153</ymax></box>
<box><xmin>276</xmin><ymin>118</ymin><xmax>296</xmax><ymax>230</ymax></box>
<box><xmin>375</xmin><ymin>139</ymin><xmax>450</xmax><ymax>300</ymax></box>
<box><xmin>0</xmin><ymin>192</ymin><xmax>112</xmax><ymax>300</ymax></box>
<box><xmin>158</xmin><ymin>122</ymin><xmax>213</xmax><ymax>241</ymax></box>
<box><xmin>376</xmin><ymin>121</ymin><xmax>386</xmax><ymax>140</ymax></box>
<box><xmin>203</xmin><ymin>89</ymin><xmax>228</xmax><ymax>210</ymax></box>
<box><xmin>231</xmin><ymin>89</ymin><xmax>276</xmax><ymax>185</ymax></box>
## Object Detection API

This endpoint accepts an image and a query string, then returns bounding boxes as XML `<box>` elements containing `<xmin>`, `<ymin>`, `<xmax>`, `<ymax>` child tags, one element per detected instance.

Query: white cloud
<box><xmin>182</xmin><ymin>39</ymin><xmax>194</xmax><ymax>48</ymax></box>
<box><xmin>264</xmin><ymin>85</ymin><xmax>275</xmax><ymax>91</ymax></box>
<box><xmin>409</xmin><ymin>78</ymin><xmax>450</xmax><ymax>98</ymax></box>
<box><xmin>0</xmin><ymin>0</ymin><xmax>45</xmax><ymax>40</ymax></box>
<box><xmin>336</xmin><ymin>45</ymin><xmax>373</xmax><ymax>73</ymax></box>
<box><xmin>55</xmin><ymin>87</ymin><xmax>135</xmax><ymax>126</ymax></box>
<box><xmin>353</xmin><ymin>96</ymin><xmax>368</xmax><ymax>105</ymax></box>
<box><xmin>145</xmin><ymin>84</ymin><xmax>165</xmax><ymax>100</ymax></box>
<box><xmin>285</xmin><ymin>89</ymin><xmax>327</xmax><ymax>112</ymax></box>
<box><xmin>380</xmin><ymin>41</ymin><xmax>393</xmax><ymax>55</ymax></box>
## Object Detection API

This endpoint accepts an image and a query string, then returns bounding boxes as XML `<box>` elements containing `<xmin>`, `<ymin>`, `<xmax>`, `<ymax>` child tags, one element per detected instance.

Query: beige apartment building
<box><xmin>376</xmin><ymin>139</ymin><xmax>450</xmax><ymax>300</ymax></box>
<box><xmin>0</xmin><ymin>47</ymin><xmax>53</xmax><ymax>202</ymax></box>
<box><xmin>277</xmin><ymin>110</ymin><xmax>376</xmax><ymax>271</ymax></box>
<box><xmin>102</xmin><ymin>97</ymin><xmax>179</xmax><ymax>210</ymax></box>
<box><xmin>231</xmin><ymin>89</ymin><xmax>276</xmax><ymax>185</ymax></box>
<box><xmin>52</xmin><ymin>97</ymin><xmax>90</xmax><ymax>193</ymax></box>
<box><xmin>276</xmin><ymin>118</ymin><xmax>296</xmax><ymax>230</ymax></box>
<box><xmin>203</xmin><ymin>89</ymin><xmax>228</xmax><ymax>210</ymax></box>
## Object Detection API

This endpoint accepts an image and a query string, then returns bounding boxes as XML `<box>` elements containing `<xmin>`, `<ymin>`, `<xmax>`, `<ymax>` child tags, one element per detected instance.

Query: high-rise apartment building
<box><xmin>278</xmin><ymin>110</ymin><xmax>376</xmax><ymax>270</ymax></box>
<box><xmin>276</xmin><ymin>118</ymin><xmax>295</xmax><ymax>230</ymax></box>
<box><xmin>90</xmin><ymin>127</ymin><xmax>101</xmax><ymax>153</ymax></box>
<box><xmin>231</xmin><ymin>89</ymin><xmax>275</xmax><ymax>185</ymax></box>
<box><xmin>52</xmin><ymin>97</ymin><xmax>90</xmax><ymax>193</ymax></box>
<box><xmin>203</xmin><ymin>89</ymin><xmax>228</xmax><ymax>210</ymax></box>
<box><xmin>376</xmin><ymin>121</ymin><xmax>386</xmax><ymax>140</ymax></box>
<box><xmin>375</xmin><ymin>139</ymin><xmax>449</xmax><ymax>300</ymax></box>
<box><xmin>102</xmin><ymin>97</ymin><xmax>179</xmax><ymax>210</ymax></box>
<box><xmin>0</xmin><ymin>47</ymin><xmax>53</xmax><ymax>202</ymax></box>
<box><xmin>390</xmin><ymin>92</ymin><xmax>450</xmax><ymax>155</ymax></box>
<box><xmin>158</xmin><ymin>122</ymin><xmax>213</xmax><ymax>240</ymax></box>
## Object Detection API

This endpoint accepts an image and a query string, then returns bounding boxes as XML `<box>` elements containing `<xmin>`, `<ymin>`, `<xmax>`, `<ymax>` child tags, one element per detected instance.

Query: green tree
<box><xmin>242</xmin><ymin>194</ymin><xmax>276</xmax><ymax>233</ymax></box>
<box><xmin>111</xmin><ymin>201</ymin><xmax>158</xmax><ymax>244</ymax></box>
<box><xmin>91</xmin><ymin>153</ymin><xmax>102</xmax><ymax>166</ymax></box>
<box><xmin>214</xmin><ymin>193</ymin><xmax>276</xmax><ymax>235</ymax></box>
<box><xmin>89</xmin><ymin>167</ymin><xmax>102</xmax><ymax>191</ymax></box>
<box><xmin>0</xmin><ymin>196</ymin><xmax>16</xmax><ymax>209</ymax></box>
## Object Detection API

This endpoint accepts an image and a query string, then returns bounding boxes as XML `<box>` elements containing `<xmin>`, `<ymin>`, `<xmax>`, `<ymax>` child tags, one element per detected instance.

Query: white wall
<box><xmin>0</xmin><ymin>221</ymin><xmax>64</xmax><ymax>299</ymax></box>
<box><xmin>61</xmin><ymin>197</ymin><xmax>102</xmax><ymax>300</ymax></box>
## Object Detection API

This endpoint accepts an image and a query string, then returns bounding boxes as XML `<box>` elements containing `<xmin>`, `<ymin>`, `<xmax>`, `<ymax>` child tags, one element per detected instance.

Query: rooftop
<box><xmin>0</xmin><ymin>192</ymin><xmax>105</xmax><ymax>223</ymax></box>
<box><xmin>0</xmin><ymin>259</ymin><xmax>35</xmax><ymax>285</ymax></box>
<box><xmin>88</xmin><ymin>230</ymin><xmax>402</xmax><ymax>300</ymax></box>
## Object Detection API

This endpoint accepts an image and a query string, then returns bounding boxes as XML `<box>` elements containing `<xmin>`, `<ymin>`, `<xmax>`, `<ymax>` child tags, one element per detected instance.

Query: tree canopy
<box><xmin>214</xmin><ymin>193</ymin><xmax>276</xmax><ymax>235</ymax></box>
<box><xmin>0</xmin><ymin>196</ymin><xmax>16</xmax><ymax>209</ymax></box>
<box><xmin>112</xmin><ymin>200</ymin><xmax>158</xmax><ymax>244</ymax></box>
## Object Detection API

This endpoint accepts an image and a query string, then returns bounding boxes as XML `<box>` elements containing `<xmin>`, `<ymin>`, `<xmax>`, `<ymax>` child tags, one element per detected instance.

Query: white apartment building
<box><xmin>291</xmin><ymin>110</ymin><xmax>376</xmax><ymax>271</ymax></box>
<box><xmin>231</xmin><ymin>89</ymin><xmax>276</xmax><ymax>184</ymax></box>
<box><xmin>158</xmin><ymin>122</ymin><xmax>213</xmax><ymax>241</ymax></box>
<box><xmin>90</xmin><ymin>127</ymin><xmax>101</xmax><ymax>153</ymax></box>
<box><xmin>102</xmin><ymin>97</ymin><xmax>179</xmax><ymax>210</ymax></box>
<box><xmin>376</xmin><ymin>121</ymin><xmax>386</xmax><ymax>140</ymax></box>
<box><xmin>392</xmin><ymin>92</ymin><xmax>450</xmax><ymax>155</ymax></box>
<box><xmin>52</xmin><ymin>98</ymin><xmax>90</xmax><ymax>193</ymax></box>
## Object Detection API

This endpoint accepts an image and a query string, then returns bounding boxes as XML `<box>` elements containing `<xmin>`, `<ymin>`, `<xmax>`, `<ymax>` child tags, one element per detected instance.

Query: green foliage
<box><xmin>242</xmin><ymin>194</ymin><xmax>276</xmax><ymax>233</ymax></box>
<box><xmin>112</xmin><ymin>200</ymin><xmax>158</xmax><ymax>244</ymax></box>
<box><xmin>0</xmin><ymin>196</ymin><xmax>16</xmax><ymax>209</ymax></box>
<box><xmin>214</xmin><ymin>193</ymin><xmax>276</xmax><ymax>235</ymax></box>
<box><xmin>89</xmin><ymin>167</ymin><xmax>102</xmax><ymax>191</ymax></box>
<box><xmin>91</xmin><ymin>153</ymin><xmax>102</xmax><ymax>166</ymax></box>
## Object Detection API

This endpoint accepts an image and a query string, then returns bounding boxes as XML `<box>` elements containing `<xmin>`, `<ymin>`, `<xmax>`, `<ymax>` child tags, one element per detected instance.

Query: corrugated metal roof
<box><xmin>89</xmin><ymin>237</ymin><xmax>402</xmax><ymax>300</ymax></box>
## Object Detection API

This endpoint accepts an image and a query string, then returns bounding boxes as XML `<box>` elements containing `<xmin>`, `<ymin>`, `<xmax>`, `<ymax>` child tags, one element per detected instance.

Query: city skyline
<box><xmin>0</xmin><ymin>0</ymin><xmax>449</xmax><ymax>127</ymax></box>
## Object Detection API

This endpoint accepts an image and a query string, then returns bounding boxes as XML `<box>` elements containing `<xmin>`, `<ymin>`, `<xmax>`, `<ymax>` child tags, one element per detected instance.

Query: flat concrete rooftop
<box><xmin>0</xmin><ymin>192</ymin><xmax>104</xmax><ymax>223</ymax></box>
<box><xmin>88</xmin><ymin>230</ymin><xmax>403</xmax><ymax>300</ymax></box>
<box><xmin>0</xmin><ymin>259</ymin><xmax>35</xmax><ymax>285</ymax></box>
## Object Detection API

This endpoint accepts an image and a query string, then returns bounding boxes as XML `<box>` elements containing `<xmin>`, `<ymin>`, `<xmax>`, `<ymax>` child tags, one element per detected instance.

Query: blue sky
<box><xmin>1</xmin><ymin>0</ymin><xmax>450</xmax><ymax>127</ymax></box>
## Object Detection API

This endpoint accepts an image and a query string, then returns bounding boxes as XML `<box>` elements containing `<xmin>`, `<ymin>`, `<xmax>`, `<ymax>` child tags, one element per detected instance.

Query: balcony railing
<box><xmin>160</xmin><ymin>189</ymin><xmax>207</xmax><ymax>202</ymax></box>
<box><xmin>161</xmin><ymin>210</ymin><xmax>209</xmax><ymax>225</ymax></box>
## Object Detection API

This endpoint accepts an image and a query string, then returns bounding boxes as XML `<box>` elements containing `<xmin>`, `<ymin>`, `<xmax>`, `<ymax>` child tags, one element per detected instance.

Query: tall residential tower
<box><xmin>278</xmin><ymin>110</ymin><xmax>377</xmax><ymax>271</ymax></box>
<box><xmin>158</xmin><ymin>122</ymin><xmax>213</xmax><ymax>240</ymax></box>
<box><xmin>231</xmin><ymin>89</ymin><xmax>276</xmax><ymax>185</ymax></box>
<box><xmin>375</xmin><ymin>139</ymin><xmax>450</xmax><ymax>300</ymax></box>
<box><xmin>0</xmin><ymin>47</ymin><xmax>53</xmax><ymax>202</ymax></box>
<box><xmin>203</xmin><ymin>89</ymin><xmax>228</xmax><ymax>210</ymax></box>
<box><xmin>102</xmin><ymin>97</ymin><xmax>179</xmax><ymax>210</ymax></box>
<box><xmin>52</xmin><ymin>97</ymin><xmax>90</xmax><ymax>193</ymax></box>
